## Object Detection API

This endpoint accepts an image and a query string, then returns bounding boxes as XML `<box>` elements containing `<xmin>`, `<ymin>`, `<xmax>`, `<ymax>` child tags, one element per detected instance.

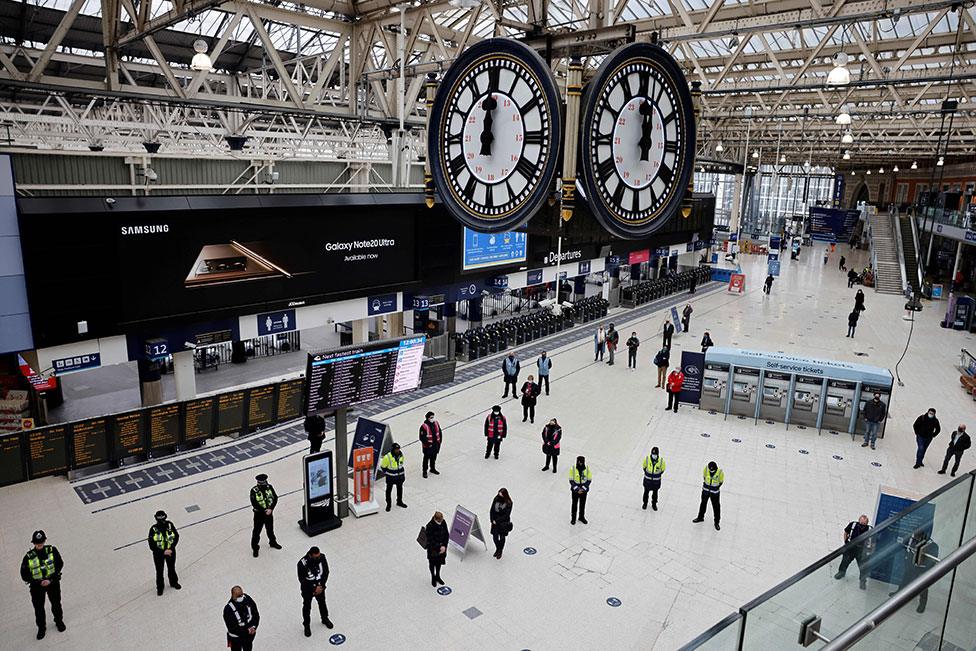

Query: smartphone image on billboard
<box><xmin>185</xmin><ymin>241</ymin><xmax>293</xmax><ymax>287</ymax></box>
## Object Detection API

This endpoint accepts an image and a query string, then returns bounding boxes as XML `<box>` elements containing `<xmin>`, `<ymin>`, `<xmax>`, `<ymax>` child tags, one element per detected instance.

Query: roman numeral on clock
<box><xmin>463</xmin><ymin>174</ymin><xmax>479</xmax><ymax>198</ymax></box>
<box><xmin>594</xmin><ymin>132</ymin><xmax>612</xmax><ymax>146</ymax></box>
<box><xmin>447</xmin><ymin>132</ymin><xmax>462</xmax><ymax>146</ymax></box>
<box><xmin>450</xmin><ymin>154</ymin><xmax>467</xmax><ymax>176</ymax></box>
<box><xmin>611</xmin><ymin>181</ymin><xmax>626</xmax><ymax>208</ymax></box>
<box><xmin>519</xmin><ymin>96</ymin><xmax>539</xmax><ymax>116</ymax></box>
<box><xmin>484</xmin><ymin>183</ymin><xmax>494</xmax><ymax>208</ymax></box>
<box><xmin>664</xmin><ymin>140</ymin><xmax>677</xmax><ymax>154</ymax></box>
<box><xmin>596</xmin><ymin>157</ymin><xmax>616</xmax><ymax>180</ymax></box>
<box><xmin>487</xmin><ymin>66</ymin><xmax>500</xmax><ymax>94</ymax></box>
<box><xmin>524</xmin><ymin>129</ymin><xmax>544</xmax><ymax>145</ymax></box>
<box><xmin>515</xmin><ymin>156</ymin><xmax>537</xmax><ymax>180</ymax></box>
<box><xmin>636</xmin><ymin>73</ymin><xmax>649</xmax><ymax>99</ymax></box>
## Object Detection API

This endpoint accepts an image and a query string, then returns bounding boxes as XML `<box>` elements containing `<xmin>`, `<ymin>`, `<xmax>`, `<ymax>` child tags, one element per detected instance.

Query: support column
<box><xmin>926</xmin><ymin>232</ymin><xmax>936</xmax><ymax>267</ymax></box>
<box><xmin>729</xmin><ymin>173</ymin><xmax>744</xmax><ymax>233</ymax></box>
<box><xmin>631</xmin><ymin>263</ymin><xmax>642</xmax><ymax>282</ymax></box>
<box><xmin>444</xmin><ymin>301</ymin><xmax>458</xmax><ymax>334</ymax></box>
<box><xmin>951</xmin><ymin>240</ymin><xmax>964</xmax><ymax>285</ymax></box>
<box><xmin>172</xmin><ymin>350</ymin><xmax>197</xmax><ymax>402</ymax></box>
<box><xmin>573</xmin><ymin>276</ymin><xmax>586</xmax><ymax>298</ymax></box>
<box><xmin>384</xmin><ymin>312</ymin><xmax>404</xmax><ymax>338</ymax></box>
<box><xmin>351</xmin><ymin>318</ymin><xmax>370</xmax><ymax>344</ymax></box>
<box><xmin>468</xmin><ymin>297</ymin><xmax>483</xmax><ymax>329</ymax></box>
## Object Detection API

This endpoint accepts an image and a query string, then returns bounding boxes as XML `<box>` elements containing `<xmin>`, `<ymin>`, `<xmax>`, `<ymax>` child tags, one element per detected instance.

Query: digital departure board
<box><xmin>247</xmin><ymin>385</ymin><xmax>276</xmax><ymax>432</ymax></box>
<box><xmin>305</xmin><ymin>335</ymin><xmax>426</xmax><ymax>413</ymax></box>
<box><xmin>277</xmin><ymin>379</ymin><xmax>304</xmax><ymax>421</ymax></box>
<box><xmin>27</xmin><ymin>425</ymin><xmax>69</xmax><ymax>478</ymax></box>
<box><xmin>72</xmin><ymin>418</ymin><xmax>109</xmax><ymax>468</ymax></box>
<box><xmin>216</xmin><ymin>391</ymin><xmax>246</xmax><ymax>436</ymax></box>
<box><xmin>0</xmin><ymin>432</ymin><xmax>26</xmax><ymax>486</ymax></box>
<box><xmin>113</xmin><ymin>410</ymin><xmax>147</xmax><ymax>458</ymax></box>
<box><xmin>183</xmin><ymin>397</ymin><xmax>215</xmax><ymax>443</ymax></box>
<box><xmin>149</xmin><ymin>404</ymin><xmax>181</xmax><ymax>450</ymax></box>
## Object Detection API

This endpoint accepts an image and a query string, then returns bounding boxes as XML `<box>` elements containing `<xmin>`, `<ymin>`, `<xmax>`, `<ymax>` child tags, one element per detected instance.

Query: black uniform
<box><xmin>297</xmin><ymin>553</ymin><xmax>331</xmax><ymax>631</ymax></box>
<box><xmin>304</xmin><ymin>414</ymin><xmax>326</xmax><ymax>454</ymax></box>
<box><xmin>20</xmin><ymin>545</ymin><xmax>65</xmax><ymax>636</ymax></box>
<box><xmin>250</xmin><ymin>483</ymin><xmax>280</xmax><ymax>554</ymax></box>
<box><xmin>662</xmin><ymin>322</ymin><xmax>674</xmax><ymax>348</ymax></box>
<box><xmin>147</xmin><ymin>520</ymin><xmax>181</xmax><ymax>593</ymax></box>
<box><xmin>224</xmin><ymin>593</ymin><xmax>260</xmax><ymax>651</ymax></box>
<box><xmin>835</xmin><ymin>520</ymin><xmax>871</xmax><ymax>588</ymax></box>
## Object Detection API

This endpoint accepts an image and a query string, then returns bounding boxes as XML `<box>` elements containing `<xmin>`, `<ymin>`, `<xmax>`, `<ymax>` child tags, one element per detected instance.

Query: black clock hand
<box><xmin>479</xmin><ymin>95</ymin><xmax>498</xmax><ymax>156</ymax></box>
<box><xmin>638</xmin><ymin>100</ymin><xmax>654</xmax><ymax>161</ymax></box>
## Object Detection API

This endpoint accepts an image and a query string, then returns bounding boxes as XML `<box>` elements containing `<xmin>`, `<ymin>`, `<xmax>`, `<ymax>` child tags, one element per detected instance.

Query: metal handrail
<box><xmin>891</xmin><ymin>207</ymin><xmax>908</xmax><ymax>294</ymax></box>
<box><xmin>908</xmin><ymin>210</ymin><xmax>924</xmax><ymax>290</ymax></box>
<box><xmin>821</xmin><ymin>534</ymin><xmax>976</xmax><ymax>649</ymax></box>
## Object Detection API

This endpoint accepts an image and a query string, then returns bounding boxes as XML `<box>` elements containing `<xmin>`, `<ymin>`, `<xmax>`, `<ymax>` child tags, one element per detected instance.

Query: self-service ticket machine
<box><xmin>854</xmin><ymin>382</ymin><xmax>893</xmax><ymax>440</ymax></box>
<box><xmin>759</xmin><ymin>371</ymin><xmax>791</xmax><ymax>422</ymax></box>
<box><xmin>822</xmin><ymin>380</ymin><xmax>857</xmax><ymax>433</ymax></box>
<box><xmin>790</xmin><ymin>375</ymin><xmax>824</xmax><ymax>429</ymax></box>
<box><xmin>701</xmin><ymin>362</ymin><xmax>730</xmax><ymax>412</ymax></box>
<box><xmin>729</xmin><ymin>367</ymin><xmax>760</xmax><ymax>418</ymax></box>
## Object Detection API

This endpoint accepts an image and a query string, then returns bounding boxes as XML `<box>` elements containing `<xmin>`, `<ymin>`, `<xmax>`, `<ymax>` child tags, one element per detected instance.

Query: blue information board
<box><xmin>462</xmin><ymin>228</ymin><xmax>527</xmax><ymax>271</ymax></box>
<box><xmin>869</xmin><ymin>491</ymin><xmax>936</xmax><ymax>585</ymax></box>
<box><xmin>257</xmin><ymin>309</ymin><xmax>296</xmax><ymax>336</ymax></box>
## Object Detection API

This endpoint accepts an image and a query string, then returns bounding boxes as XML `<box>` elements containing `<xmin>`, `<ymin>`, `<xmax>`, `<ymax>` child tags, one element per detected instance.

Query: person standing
<box><xmin>541</xmin><ymin>418</ymin><xmax>562</xmax><ymax>472</ymax></box>
<box><xmin>20</xmin><ymin>530</ymin><xmax>65</xmax><ymax>640</ymax></box>
<box><xmin>823</xmin><ymin>246</ymin><xmax>830</xmax><ymax>265</ymax></box>
<box><xmin>297</xmin><ymin>546</ymin><xmax>333</xmax><ymax>637</ymax></box>
<box><xmin>689</xmin><ymin>272</ymin><xmax>697</xmax><ymax>294</ymax></box>
<box><xmin>594</xmin><ymin>326</ymin><xmax>606</xmax><ymax>361</ymax></box>
<box><xmin>250</xmin><ymin>474</ymin><xmax>281</xmax><ymax>557</ymax></box>
<box><xmin>641</xmin><ymin>447</ymin><xmax>666</xmax><ymax>511</ymax></box>
<box><xmin>424</xmin><ymin>511</ymin><xmax>449</xmax><ymax>587</ymax></box>
<box><xmin>764</xmin><ymin>274</ymin><xmax>774</xmax><ymax>295</ymax></box>
<box><xmin>834</xmin><ymin>515</ymin><xmax>871</xmax><ymax>589</ymax></box>
<box><xmin>489</xmin><ymin>488</ymin><xmax>513</xmax><ymax>559</ymax></box>
<box><xmin>913</xmin><ymin>408</ymin><xmax>941</xmax><ymax>469</ymax></box>
<box><xmin>662</xmin><ymin>319</ymin><xmax>674</xmax><ymax>349</ymax></box>
<box><xmin>419</xmin><ymin>412</ymin><xmax>442</xmax><ymax>479</ymax></box>
<box><xmin>854</xmin><ymin>289</ymin><xmax>866</xmax><ymax>314</ymax></box>
<box><xmin>605</xmin><ymin>323</ymin><xmax>619</xmax><ymax>366</ymax></box>
<box><xmin>520</xmin><ymin>375</ymin><xmax>541</xmax><ymax>423</ymax></box>
<box><xmin>568</xmin><ymin>456</ymin><xmax>592</xmax><ymax>525</ymax></box>
<box><xmin>839</xmin><ymin>254</ymin><xmax>847</xmax><ymax>271</ymax></box>
<box><xmin>682</xmin><ymin>304</ymin><xmax>694</xmax><ymax>332</ymax></box>
<box><xmin>380</xmin><ymin>443</ymin><xmax>407</xmax><ymax>510</ymax></box>
<box><xmin>224</xmin><ymin>586</ymin><xmax>259</xmax><ymax>651</ymax></box>
<box><xmin>889</xmin><ymin>529</ymin><xmax>939</xmax><ymax>613</ymax></box>
<box><xmin>304</xmin><ymin>412</ymin><xmax>326</xmax><ymax>454</ymax></box>
<box><xmin>148</xmin><ymin>510</ymin><xmax>181</xmax><ymax>596</ymax></box>
<box><xmin>626</xmin><ymin>332</ymin><xmax>640</xmax><ymax>369</ymax></box>
<box><xmin>692</xmin><ymin>461</ymin><xmax>724</xmax><ymax>530</ymax></box>
<box><xmin>700</xmin><ymin>331</ymin><xmax>714</xmax><ymax>354</ymax></box>
<box><xmin>846</xmin><ymin>310</ymin><xmax>859</xmax><ymax>338</ymax></box>
<box><xmin>666</xmin><ymin>366</ymin><xmax>684</xmax><ymax>413</ymax></box>
<box><xmin>484</xmin><ymin>405</ymin><xmax>507</xmax><ymax>459</ymax></box>
<box><xmin>861</xmin><ymin>392</ymin><xmax>887</xmax><ymax>450</ymax></box>
<box><xmin>939</xmin><ymin>424</ymin><xmax>971</xmax><ymax>476</ymax></box>
<box><xmin>847</xmin><ymin>269</ymin><xmax>859</xmax><ymax>288</ymax></box>
<box><xmin>501</xmin><ymin>352</ymin><xmax>520</xmax><ymax>399</ymax></box>
<box><xmin>654</xmin><ymin>345</ymin><xmax>670</xmax><ymax>389</ymax></box>
<box><xmin>536</xmin><ymin>351</ymin><xmax>552</xmax><ymax>396</ymax></box>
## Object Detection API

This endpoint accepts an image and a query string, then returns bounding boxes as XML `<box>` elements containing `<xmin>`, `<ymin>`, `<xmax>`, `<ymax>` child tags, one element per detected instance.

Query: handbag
<box><xmin>416</xmin><ymin>526</ymin><xmax>428</xmax><ymax>550</ymax></box>
<box><xmin>502</xmin><ymin>521</ymin><xmax>514</xmax><ymax>534</ymax></box>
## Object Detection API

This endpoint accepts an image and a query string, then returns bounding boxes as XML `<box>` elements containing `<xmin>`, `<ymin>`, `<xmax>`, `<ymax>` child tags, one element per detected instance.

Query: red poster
<box><xmin>728</xmin><ymin>273</ymin><xmax>746</xmax><ymax>294</ymax></box>
<box><xmin>628</xmin><ymin>249</ymin><xmax>650</xmax><ymax>264</ymax></box>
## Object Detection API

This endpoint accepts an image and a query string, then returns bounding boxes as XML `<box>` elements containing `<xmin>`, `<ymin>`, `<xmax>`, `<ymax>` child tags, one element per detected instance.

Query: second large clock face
<box><xmin>580</xmin><ymin>43</ymin><xmax>696</xmax><ymax>239</ymax></box>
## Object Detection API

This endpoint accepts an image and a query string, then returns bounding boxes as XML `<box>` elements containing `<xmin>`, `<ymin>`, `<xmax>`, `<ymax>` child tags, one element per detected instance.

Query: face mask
<box><xmin>427</xmin><ymin>417</ymin><xmax>434</xmax><ymax>422</ymax></box>
<box><xmin>235</xmin><ymin>596</ymin><xmax>245</xmax><ymax>603</ymax></box>
<box><xmin>929</xmin><ymin>414</ymin><xmax>935</xmax><ymax>419</ymax></box>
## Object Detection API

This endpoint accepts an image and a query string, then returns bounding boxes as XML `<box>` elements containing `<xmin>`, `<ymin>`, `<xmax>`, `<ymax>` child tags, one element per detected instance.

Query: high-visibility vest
<box><xmin>702</xmin><ymin>467</ymin><xmax>725</xmax><ymax>493</ymax></box>
<box><xmin>26</xmin><ymin>547</ymin><xmax>56</xmax><ymax>580</ymax></box>
<box><xmin>643</xmin><ymin>456</ymin><xmax>666</xmax><ymax>481</ymax></box>
<box><xmin>568</xmin><ymin>465</ymin><xmax>592</xmax><ymax>489</ymax></box>
<box><xmin>253</xmin><ymin>486</ymin><xmax>275</xmax><ymax>509</ymax></box>
<box><xmin>152</xmin><ymin>523</ymin><xmax>176</xmax><ymax>550</ymax></box>
<box><xmin>381</xmin><ymin>452</ymin><xmax>405</xmax><ymax>479</ymax></box>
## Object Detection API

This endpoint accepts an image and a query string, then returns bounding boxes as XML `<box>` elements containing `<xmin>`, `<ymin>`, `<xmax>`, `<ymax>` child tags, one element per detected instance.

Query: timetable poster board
<box><xmin>27</xmin><ymin>424</ymin><xmax>69</xmax><ymax>479</ymax></box>
<box><xmin>305</xmin><ymin>335</ymin><xmax>426</xmax><ymax>413</ymax></box>
<box><xmin>247</xmin><ymin>385</ymin><xmax>276</xmax><ymax>433</ymax></box>
<box><xmin>276</xmin><ymin>378</ymin><xmax>304</xmax><ymax>421</ymax></box>
<box><xmin>0</xmin><ymin>432</ymin><xmax>26</xmax><ymax>486</ymax></box>
<box><xmin>182</xmin><ymin>397</ymin><xmax>216</xmax><ymax>443</ymax></box>
<box><xmin>71</xmin><ymin>417</ymin><xmax>110</xmax><ymax>469</ymax></box>
<box><xmin>113</xmin><ymin>410</ymin><xmax>147</xmax><ymax>458</ymax></box>
<box><xmin>216</xmin><ymin>391</ymin><xmax>246</xmax><ymax>436</ymax></box>
<box><xmin>149</xmin><ymin>404</ymin><xmax>181</xmax><ymax>450</ymax></box>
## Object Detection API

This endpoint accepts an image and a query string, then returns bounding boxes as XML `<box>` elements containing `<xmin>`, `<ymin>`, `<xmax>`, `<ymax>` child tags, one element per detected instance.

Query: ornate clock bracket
<box><xmin>681</xmin><ymin>80</ymin><xmax>703</xmax><ymax>218</ymax></box>
<box><xmin>560</xmin><ymin>56</ymin><xmax>584</xmax><ymax>223</ymax></box>
<box><xmin>424</xmin><ymin>72</ymin><xmax>438</xmax><ymax>209</ymax></box>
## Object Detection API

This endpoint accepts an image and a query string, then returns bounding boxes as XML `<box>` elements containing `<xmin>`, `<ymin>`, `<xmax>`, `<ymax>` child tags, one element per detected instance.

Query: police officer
<box><xmin>297</xmin><ymin>546</ymin><xmax>333</xmax><ymax>637</ymax></box>
<box><xmin>147</xmin><ymin>510</ymin><xmax>181</xmax><ymax>595</ymax></box>
<box><xmin>250</xmin><ymin>474</ymin><xmax>282</xmax><ymax>557</ymax></box>
<box><xmin>20</xmin><ymin>530</ymin><xmax>65</xmax><ymax>640</ymax></box>
<box><xmin>834</xmin><ymin>514</ymin><xmax>872</xmax><ymax>589</ymax></box>
<box><xmin>224</xmin><ymin>585</ymin><xmax>260</xmax><ymax>651</ymax></box>
<box><xmin>569</xmin><ymin>456</ymin><xmax>592</xmax><ymax>525</ymax></box>
<box><xmin>419</xmin><ymin>411</ymin><xmax>442</xmax><ymax>478</ymax></box>
<box><xmin>692</xmin><ymin>461</ymin><xmax>724</xmax><ymax>530</ymax></box>
<box><xmin>380</xmin><ymin>443</ymin><xmax>407</xmax><ymax>511</ymax></box>
<box><xmin>641</xmin><ymin>447</ymin><xmax>666</xmax><ymax>511</ymax></box>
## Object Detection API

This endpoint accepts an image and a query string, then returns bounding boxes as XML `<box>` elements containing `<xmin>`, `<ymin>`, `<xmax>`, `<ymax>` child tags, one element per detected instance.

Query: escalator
<box><xmin>899</xmin><ymin>214</ymin><xmax>921</xmax><ymax>295</ymax></box>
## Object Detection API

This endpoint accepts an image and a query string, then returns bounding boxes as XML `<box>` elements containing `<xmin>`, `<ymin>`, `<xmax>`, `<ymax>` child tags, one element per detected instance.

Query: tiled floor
<box><xmin>1</xmin><ymin>245</ymin><xmax>972</xmax><ymax>650</ymax></box>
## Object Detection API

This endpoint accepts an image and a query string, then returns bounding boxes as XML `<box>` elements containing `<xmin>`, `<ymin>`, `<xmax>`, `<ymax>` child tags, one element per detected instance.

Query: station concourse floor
<box><xmin>2</xmin><ymin>245</ymin><xmax>972</xmax><ymax>650</ymax></box>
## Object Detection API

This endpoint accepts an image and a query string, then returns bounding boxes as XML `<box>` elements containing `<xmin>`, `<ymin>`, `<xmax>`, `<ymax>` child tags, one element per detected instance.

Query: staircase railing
<box><xmin>891</xmin><ymin>206</ymin><xmax>908</xmax><ymax>294</ymax></box>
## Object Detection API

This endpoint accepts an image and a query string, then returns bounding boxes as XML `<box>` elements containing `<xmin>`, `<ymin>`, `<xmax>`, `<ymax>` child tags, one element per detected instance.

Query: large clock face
<box><xmin>429</xmin><ymin>38</ymin><xmax>561</xmax><ymax>233</ymax></box>
<box><xmin>579</xmin><ymin>43</ymin><xmax>696</xmax><ymax>239</ymax></box>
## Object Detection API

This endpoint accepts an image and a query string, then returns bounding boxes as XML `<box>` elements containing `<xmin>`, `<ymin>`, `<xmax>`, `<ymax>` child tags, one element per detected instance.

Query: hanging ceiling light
<box><xmin>835</xmin><ymin>105</ymin><xmax>852</xmax><ymax>125</ymax></box>
<box><xmin>190</xmin><ymin>39</ymin><xmax>214</xmax><ymax>72</ymax></box>
<box><xmin>752</xmin><ymin>150</ymin><xmax>759</xmax><ymax>159</ymax></box>
<box><xmin>715</xmin><ymin>141</ymin><xmax>724</xmax><ymax>153</ymax></box>
<box><xmin>911</xmin><ymin>160</ymin><xmax>918</xmax><ymax>169</ymax></box>
<box><xmin>866</xmin><ymin>169</ymin><xmax>871</xmax><ymax>175</ymax></box>
<box><xmin>893</xmin><ymin>164</ymin><xmax>899</xmax><ymax>172</ymax></box>
<box><xmin>851</xmin><ymin>170</ymin><xmax>856</xmax><ymax>176</ymax></box>
<box><xmin>842</xmin><ymin>151</ymin><xmax>851</xmax><ymax>160</ymax></box>
<box><xmin>841</xmin><ymin>129</ymin><xmax>854</xmax><ymax>144</ymax></box>
<box><xmin>879</xmin><ymin>166</ymin><xmax>885</xmax><ymax>174</ymax></box>
<box><xmin>827</xmin><ymin>52</ymin><xmax>851</xmax><ymax>86</ymax></box>
<box><xmin>937</xmin><ymin>156</ymin><xmax>945</xmax><ymax>166</ymax></box>
<box><xmin>780</xmin><ymin>153</ymin><xmax>786</xmax><ymax>163</ymax></box>
<box><xmin>728</xmin><ymin>31</ymin><xmax>740</xmax><ymax>51</ymax></box>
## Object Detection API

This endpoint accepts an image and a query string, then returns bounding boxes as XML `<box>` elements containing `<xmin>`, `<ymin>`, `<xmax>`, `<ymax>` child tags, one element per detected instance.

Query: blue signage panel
<box><xmin>870</xmin><ymin>493</ymin><xmax>936</xmax><ymax>585</ymax></box>
<box><xmin>832</xmin><ymin>173</ymin><xmax>846</xmax><ymax>208</ymax></box>
<box><xmin>367</xmin><ymin>293</ymin><xmax>397</xmax><ymax>316</ymax></box>
<box><xmin>456</xmin><ymin>283</ymin><xmax>481</xmax><ymax>301</ymax></box>
<box><xmin>605</xmin><ymin>255</ymin><xmax>621</xmax><ymax>266</ymax></box>
<box><xmin>52</xmin><ymin>352</ymin><xmax>101</xmax><ymax>375</ymax></box>
<box><xmin>670</xmin><ymin>306</ymin><xmax>683</xmax><ymax>334</ymax></box>
<box><xmin>488</xmin><ymin>275</ymin><xmax>509</xmax><ymax>289</ymax></box>
<box><xmin>526</xmin><ymin>269</ymin><xmax>544</xmax><ymax>285</ymax></box>
<box><xmin>768</xmin><ymin>259</ymin><xmax>781</xmax><ymax>277</ymax></box>
<box><xmin>678</xmin><ymin>351</ymin><xmax>705</xmax><ymax>404</ymax></box>
<box><xmin>411</xmin><ymin>295</ymin><xmax>430</xmax><ymax>310</ymax></box>
<box><xmin>461</xmin><ymin>228</ymin><xmax>528</xmax><ymax>271</ymax></box>
<box><xmin>578</xmin><ymin>260</ymin><xmax>591</xmax><ymax>276</ymax></box>
<box><xmin>144</xmin><ymin>338</ymin><xmax>170</xmax><ymax>360</ymax></box>
<box><xmin>348</xmin><ymin>417</ymin><xmax>387</xmax><ymax>472</ymax></box>
<box><xmin>257</xmin><ymin>309</ymin><xmax>296</xmax><ymax>336</ymax></box>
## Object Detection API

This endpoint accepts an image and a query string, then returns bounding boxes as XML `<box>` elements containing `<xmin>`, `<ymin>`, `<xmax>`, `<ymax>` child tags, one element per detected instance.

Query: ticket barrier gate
<box><xmin>821</xmin><ymin>380</ymin><xmax>857</xmax><ymax>434</ymax></box>
<box><xmin>729</xmin><ymin>367</ymin><xmax>760</xmax><ymax>418</ymax></box>
<box><xmin>854</xmin><ymin>383</ymin><xmax>892</xmax><ymax>440</ymax></box>
<box><xmin>700</xmin><ymin>362</ymin><xmax>730</xmax><ymax>412</ymax></box>
<box><xmin>790</xmin><ymin>376</ymin><xmax>824</xmax><ymax>429</ymax></box>
<box><xmin>758</xmin><ymin>371</ymin><xmax>791</xmax><ymax>422</ymax></box>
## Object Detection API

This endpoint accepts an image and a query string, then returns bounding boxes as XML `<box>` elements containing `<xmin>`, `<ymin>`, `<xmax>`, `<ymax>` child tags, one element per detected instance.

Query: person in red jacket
<box><xmin>419</xmin><ymin>411</ymin><xmax>442</xmax><ymax>479</ymax></box>
<box><xmin>484</xmin><ymin>405</ymin><xmax>507</xmax><ymax>460</ymax></box>
<box><xmin>666</xmin><ymin>367</ymin><xmax>684</xmax><ymax>413</ymax></box>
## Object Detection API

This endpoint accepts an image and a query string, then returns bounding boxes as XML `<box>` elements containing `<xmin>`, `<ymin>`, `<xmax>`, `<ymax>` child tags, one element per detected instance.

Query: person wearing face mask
<box><xmin>424</xmin><ymin>511</ymin><xmax>449</xmax><ymax>587</ymax></box>
<box><xmin>641</xmin><ymin>447</ymin><xmax>666</xmax><ymax>511</ymax></box>
<box><xmin>484</xmin><ymin>405</ymin><xmax>507</xmax><ymax>459</ymax></box>
<box><xmin>834</xmin><ymin>515</ymin><xmax>872</xmax><ymax>590</ymax></box>
<box><xmin>501</xmin><ymin>352</ymin><xmax>520</xmax><ymax>399</ymax></box>
<box><xmin>380</xmin><ymin>443</ymin><xmax>407</xmax><ymax>511</ymax></box>
<box><xmin>693</xmin><ymin>461</ymin><xmax>724</xmax><ymax>531</ymax></box>
<box><xmin>912</xmin><ymin>408</ymin><xmax>941</xmax><ymax>469</ymax></box>
<box><xmin>568</xmin><ymin>456</ymin><xmax>592</xmax><ymax>525</ymax></box>
<box><xmin>626</xmin><ymin>332</ymin><xmax>640</xmax><ymax>369</ymax></box>
<box><xmin>700</xmin><ymin>331</ymin><xmax>714</xmax><ymax>355</ymax></box>
<box><xmin>147</xmin><ymin>510</ymin><xmax>181</xmax><ymax>596</ymax></box>
<box><xmin>20</xmin><ymin>530</ymin><xmax>65</xmax><ymax>640</ymax></box>
<box><xmin>489</xmin><ymin>488</ymin><xmax>514</xmax><ymax>559</ymax></box>
<box><xmin>297</xmin><ymin>546</ymin><xmax>333</xmax><ymax>637</ymax></box>
<box><xmin>520</xmin><ymin>375</ymin><xmax>541</xmax><ymax>423</ymax></box>
<box><xmin>536</xmin><ymin>351</ymin><xmax>552</xmax><ymax>395</ymax></box>
<box><xmin>224</xmin><ymin>586</ymin><xmax>259</xmax><ymax>651</ymax></box>
<box><xmin>541</xmin><ymin>418</ymin><xmax>562</xmax><ymax>472</ymax></box>
<box><xmin>419</xmin><ymin>411</ymin><xmax>442</xmax><ymax>479</ymax></box>
<box><xmin>861</xmin><ymin>392</ymin><xmax>887</xmax><ymax>450</ymax></box>
<box><xmin>605</xmin><ymin>323</ymin><xmax>619</xmax><ymax>365</ymax></box>
<box><xmin>938</xmin><ymin>424</ymin><xmax>971</xmax><ymax>476</ymax></box>
<box><xmin>594</xmin><ymin>326</ymin><xmax>606</xmax><ymax>362</ymax></box>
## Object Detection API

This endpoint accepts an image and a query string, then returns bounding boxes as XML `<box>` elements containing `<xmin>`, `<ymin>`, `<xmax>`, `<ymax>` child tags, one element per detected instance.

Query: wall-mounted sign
<box><xmin>578</xmin><ymin>260</ymin><xmax>592</xmax><ymax>276</ymax></box>
<box><xmin>526</xmin><ymin>269</ymin><xmax>544</xmax><ymax>286</ymax></box>
<box><xmin>367</xmin><ymin>293</ymin><xmax>398</xmax><ymax>316</ymax></box>
<box><xmin>411</xmin><ymin>296</ymin><xmax>430</xmax><ymax>310</ymax></box>
<box><xmin>257</xmin><ymin>310</ymin><xmax>296</xmax><ymax>337</ymax></box>
<box><xmin>461</xmin><ymin>228</ymin><xmax>528</xmax><ymax>271</ymax></box>
<box><xmin>52</xmin><ymin>353</ymin><xmax>101</xmax><ymax>375</ymax></box>
<box><xmin>488</xmin><ymin>276</ymin><xmax>509</xmax><ymax>289</ymax></box>
<box><xmin>144</xmin><ymin>338</ymin><xmax>170</xmax><ymax>360</ymax></box>
<box><xmin>195</xmin><ymin>329</ymin><xmax>233</xmax><ymax>346</ymax></box>
<box><xmin>629</xmin><ymin>249</ymin><xmax>650</xmax><ymax>265</ymax></box>
<box><xmin>457</xmin><ymin>283</ymin><xmax>481</xmax><ymax>300</ymax></box>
